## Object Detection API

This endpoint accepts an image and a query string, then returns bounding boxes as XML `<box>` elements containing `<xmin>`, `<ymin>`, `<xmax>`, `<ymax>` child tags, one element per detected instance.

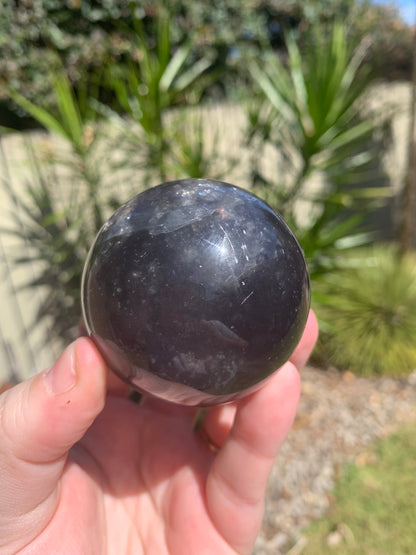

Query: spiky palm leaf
<box><xmin>248</xmin><ymin>22</ymin><xmax>392</xmax><ymax>277</ymax></box>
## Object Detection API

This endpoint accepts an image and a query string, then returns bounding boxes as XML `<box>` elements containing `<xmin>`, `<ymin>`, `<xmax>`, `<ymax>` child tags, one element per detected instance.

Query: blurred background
<box><xmin>1</xmin><ymin>1</ymin><xmax>416</xmax><ymax>553</ymax></box>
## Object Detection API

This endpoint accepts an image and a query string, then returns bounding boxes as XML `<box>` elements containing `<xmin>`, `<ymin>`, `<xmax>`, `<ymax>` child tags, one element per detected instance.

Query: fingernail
<box><xmin>44</xmin><ymin>343</ymin><xmax>78</xmax><ymax>395</ymax></box>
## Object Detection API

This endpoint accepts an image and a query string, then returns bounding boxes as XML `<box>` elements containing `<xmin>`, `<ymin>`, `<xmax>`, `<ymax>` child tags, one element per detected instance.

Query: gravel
<box><xmin>254</xmin><ymin>366</ymin><xmax>416</xmax><ymax>554</ymax></box>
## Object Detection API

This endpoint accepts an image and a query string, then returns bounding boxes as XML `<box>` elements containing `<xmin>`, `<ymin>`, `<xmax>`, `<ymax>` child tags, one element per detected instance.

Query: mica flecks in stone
<box><xmin>82</xmin><ymin>179</ymin><xmax>310</xmax><ymax>406</ymax></box>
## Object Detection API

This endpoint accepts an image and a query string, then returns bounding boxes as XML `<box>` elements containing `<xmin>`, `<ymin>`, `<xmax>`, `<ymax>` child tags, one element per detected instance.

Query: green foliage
<box><xmin>250</xmin><ymin>23</ymin><xmax>380</xmax><ymax>203</ymax></box>
<box><xmin>7</xmin><ymin>70</ymin><xmax>94</xmax><ymax>154</ymax></box>
<box><xmin>2</xmin><ymin>0</ymin><xmax>411</xmax><ymax>132</ymax></box>
<box><xmin>247</xmin><ymin>23</ymin><xmax>391</xmax><ymax>279</ymax></box>
<box><xmin>104</xmin><ymin>8</ymin><xmax>216</xmax><ymax>185</ymax></box>
<box><xmin>3</xmin><ymin>69</ymin><xmax>119</xmax><ymax>344</ymax></box>
<box><xmin>0</xmin><ymin>0</ymin><xmax>265</xmax><ymax>126</ymax></box>
<box><xmin>2</xmin><ymin>156</ymin><xmax>89</xmax><ymax>344</ymax></box>
<box><xmin>167</xmin><ymin>111</ymin><xmax>236</xmax><ymax>180</ymax></box>
<box><xmin>350</xmin><ymin>1</ymin><xmax>414</xmax><ymax>81</ymax></box>
<box><xmin>3</xmin><ymin>16</ymin><xmax>232</xmax><ymax>343</ymax></box>
<box><xmin>0</xmin><ymin>0</ymin><xmax>136</xmax><ymax>123</ymax></box>
<box><xmin>314</xmin><ymin>245</ymin><xmax>416</xmax><ymax>376</ymax></box>
<box><xmin>303</xmin><ymin>425</ymin><xmax>416</xmax><ymax>553</ymax></box>
<box><xmin>0</xmin><ymin>9</ymin><xmax>400</xmax><ymax>354</ymax></box>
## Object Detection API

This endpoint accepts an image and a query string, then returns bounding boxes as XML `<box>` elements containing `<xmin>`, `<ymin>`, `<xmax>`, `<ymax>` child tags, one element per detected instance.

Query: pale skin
<box><xmin>0</xmin><ymin>311</ymin><xmax>318</xmax><ymax>555</ymax></box>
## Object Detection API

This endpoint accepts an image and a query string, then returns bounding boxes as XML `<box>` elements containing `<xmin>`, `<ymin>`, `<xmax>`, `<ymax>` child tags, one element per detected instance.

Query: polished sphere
<box><xmin>82</xmin><ymin>179</ymin><xmax>310</xmax><ymax>406</ymax></box>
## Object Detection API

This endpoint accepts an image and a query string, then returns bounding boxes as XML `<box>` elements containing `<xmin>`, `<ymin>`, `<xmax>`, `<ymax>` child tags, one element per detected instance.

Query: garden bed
<box><xmin>254</xmin><ymin>364</ymin><xmax>416</xmax><ymax>554</ymax></box>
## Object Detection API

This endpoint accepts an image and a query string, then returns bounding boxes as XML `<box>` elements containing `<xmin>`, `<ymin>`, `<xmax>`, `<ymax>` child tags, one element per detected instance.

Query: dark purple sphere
<box><xmin>81</xmin><ymin>179</ymin><xmax>310</xmax><ymax>406</ymax></box>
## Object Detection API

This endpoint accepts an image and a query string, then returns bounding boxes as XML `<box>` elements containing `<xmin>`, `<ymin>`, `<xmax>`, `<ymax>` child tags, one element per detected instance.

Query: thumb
<box><xmin>0</xmin><ymin>337</ymin><xmax>106</xmax><ymax>549</ymax></box>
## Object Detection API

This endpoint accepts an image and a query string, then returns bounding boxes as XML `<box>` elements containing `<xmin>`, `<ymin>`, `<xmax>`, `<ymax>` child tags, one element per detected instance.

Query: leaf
<box><xmin>157</xmin><ymin>9</ymin><xmax>172</xmax><ymax>74</ymax></box>
<box><xmin>6</xmin><ymin>88</ymin><xmax>68</xmax><ymax>138</ymax></box>
<box><xmin>159</xmin><ymin>42</ymin><xmax>192</xmax><ymax>92</ymax></box>
<box><xmin>324</xmin><ymin>119</ymin><xmax>376</xmax><ymax>152</ymax></box>
<box><xmin>173</xmin><ymin>57</ymin><xmax>213</xmax><ymax>95</ymax></box>
<box><xmin>109</xmin><ymin>69</ymin><xmax>133</xmax><ymax>115</ymax></box>
<box><xmin>335</xmin><ymin>231</ymin><xmax>376</xmax><ymax>249</ymax></box>
<box><xmin>286</xmin><ymin>33</ymin><xmax>315</xmax><ymax>136</ymax></box>
<box><xmin>0</xmin><ymin>126</ymin><xmax>14</xmax><ymax>135</ymax></box>
<box><xmin>53</xmin><ymin>72</ymin><xmax>84</xmax><ymax>149</ymax></box>
<box><xmin>250</xmin><ymin>63</ymin><xmax>294</xmax><ymax>125</ymax></box>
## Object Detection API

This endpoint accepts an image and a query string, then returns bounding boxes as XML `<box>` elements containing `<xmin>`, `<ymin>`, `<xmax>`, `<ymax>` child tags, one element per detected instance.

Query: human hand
<box><xmin>0</xmin><ymin>311</ymin><xmax>318</xmax><ymax>554</ymax></box>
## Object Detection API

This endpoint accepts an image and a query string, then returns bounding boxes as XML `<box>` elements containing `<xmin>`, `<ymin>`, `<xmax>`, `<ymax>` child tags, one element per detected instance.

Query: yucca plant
<box><xmin>167</xmin><ymin>110</ymin><xmax>237</xmax><ymax>180</ymax></box>
<box><xmin>21</xmin><ymin>181</ymin><xmax>87</xmax><ymax>343</ymax></box>
<box><xmin>3</xmin><ymin>7</ymin><xmax>228</xmax><ymax>347</ymax></box>
<box><xmin>1</xmin><ymin>153</ymin><xmax>90</xmax><ymax>344</ymax></box>
<box><xmin>247</xmin><ymin>22</ymin><xmax>392</xmax><ymax>278</ymax></box>
<box><xmin>7</xmin><ymin>65</ymin><xmax>118</xmax><ymax>225</ymax></box>
<box><xmin>4</xmin><ymin>68</ymin><xmax>118</xmax><ymax>344</ymax></box>
<box><xmin>106</xmin><ymin>7</ymin><xmax>216</xmax><ymax>185</ymax></box>
<box><xmin>313</xmin><ymin>245</ymin><xmax>416</xmax><ymax>376</ymax></box>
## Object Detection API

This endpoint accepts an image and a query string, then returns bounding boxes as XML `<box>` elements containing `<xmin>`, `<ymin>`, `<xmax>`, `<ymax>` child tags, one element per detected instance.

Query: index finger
<box><xmin>290</xmin><ymin>309</ymin><xmax>319</xmax><ymax>369</ymax></box>
<box><xmin>205</xmin><ymin>361</ymin><xmax>301</xmax><ymax>553</ymax></box>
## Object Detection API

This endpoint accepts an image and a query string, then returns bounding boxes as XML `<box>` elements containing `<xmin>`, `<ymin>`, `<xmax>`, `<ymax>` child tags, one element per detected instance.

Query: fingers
<box><xmin>290</xmin><ymin>309</ymin><xmax>319</xmax><ymax>369</ymax></box>
<box><xmin>106</xmin><ymin>366</ymin><xmax>130</xmax><ymax>396</ymax></box>
<box><xmin>140</xmin><ymin>395</ymin><xmax>200</xmax><ymax>423</ymax></box>
<box><xmin>80</xmin><ymin>316</ymin><xmax>129</xmax><ymax>397</ymax></box>
<box><xmin>205</xmin><ymin>362</ymin><xmax>301</xmax><ymax>553</ymax></box>
<box><xmin>201</xmin><ymin>403</ymin><xmax>237</xmax><ymax>450</ymax></box>
<box><xmin>0</xmin><ymin>338</ymin><xmax>107</xmax><ymax>552</ymax></box>
<box><xmin>202</xmin><ymin>309</ymin><xmax>318</xmax><ymax>451</ymax></box>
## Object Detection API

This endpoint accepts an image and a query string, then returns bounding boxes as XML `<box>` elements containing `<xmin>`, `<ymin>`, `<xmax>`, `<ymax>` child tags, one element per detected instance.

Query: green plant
<box><xmin>247</xmin><ymin>22</ymin><xmax>391</xmax><ymax>279</ymax></box>
<box><xmin>350</xmin><ymin>1</ymin><xmax>414</xmax><ymax>80</ymax></box>
<box><xmin>167</xmin><ymin>110</ymin><xmax>236</xmax><ymax>179</ymax></box>
<box><xmin>3</xmin><ymin>38</ymin><xmax>229</xmax><ymax>346</ymax></box>
<box><xmin>303</xmin><ymin>425</ymin><xmax>416</xmax><ymax>553</ymax></box>
<box><xmin>5</xmin><ymin>176</ymin><xmax>89</xmax><ymax>343</ymax></box>
<box><xmin>314</xmin><ymin>245</ymin><xmax>416</xmax><ymax>376</ymax></box>
<box><xmin>0</xmin><ymin>0</ymin><xmax>272</xmax><ymax>127</ymax></box>
<box><xmin>4</xmin><ymin>68</ymin><xmax>119</xmax><ymax>344</ymax></box>
<box><xmin>1</xmin><ymin>0</ymin><xmax>412</xmax><ymax>133</ymax></box>
<box><xmin>104</xmin><ymin>7</ymin><xmax>216</xmax><ymax>185</ymax></box>
<box><xmin>0</xmin><ymin>1</ymin><xmax>130</xmax><ymax>128</ymax></box>
<box><xmin>2</xmin><ymin>150</ymin><xmax>89</xmax><ymax>344</ymax></box>
<box><xmin>6</xmin><ymin>66</ymin><xmax>113</xmax><ymax>229</ymax></box>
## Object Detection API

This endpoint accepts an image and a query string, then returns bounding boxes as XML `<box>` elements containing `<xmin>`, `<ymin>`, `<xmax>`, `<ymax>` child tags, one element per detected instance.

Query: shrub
<box><xmin>1</xmin><ymin>1</ymin><xmax>413</xmax><ymax>131</ymax></box>
<box><xmin>247</xmin><ymin>22</ymin><xmax>391</xmax><ymax>280</ymax></box>
<box><xmin>3</xmin><ymin>38</ymin><xmax>232</xmax><ymax>344</ymax></box>
<box><xmin>0</xmin><ymin>1</ymin><xmax>135</xmax><ymax>126</ymax></box>
<box><xmin>314</xmin><ymin>245</ymin><xmax>416</xmax><ymax>376</ymax></box>
<box><xmin>2</xmin><ymin>69</ymin><xmax>117</xmax><ymax>344</ymax></box>
<box><xmin>0</xmin><ymin>0</ymin><xmax>266</xmax><ymax>127</ymax></box>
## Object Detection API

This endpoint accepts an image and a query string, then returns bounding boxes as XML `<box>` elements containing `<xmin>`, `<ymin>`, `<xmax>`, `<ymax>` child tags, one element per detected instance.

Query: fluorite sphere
<box><xmin>82</xmin><ymin>179</ymin><xmax>310</xmax><ymax>406</ymax></box>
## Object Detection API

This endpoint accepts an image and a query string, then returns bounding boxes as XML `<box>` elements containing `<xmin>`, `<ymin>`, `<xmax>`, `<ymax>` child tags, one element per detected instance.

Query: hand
<box><xmin>0</xmin><ymin>311</ymin><xmax>318</xmax><ymax>554</ymax></box>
